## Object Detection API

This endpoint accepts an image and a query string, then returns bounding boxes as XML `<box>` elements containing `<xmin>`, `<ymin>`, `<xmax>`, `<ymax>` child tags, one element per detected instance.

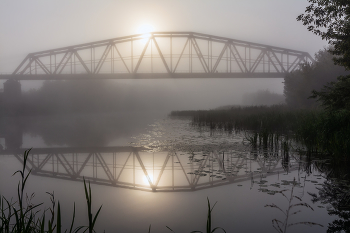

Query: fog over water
<box><xmin>18</xmin><ymin>78</ymin><xmax>284</xmax><ymax>113</ymax></box>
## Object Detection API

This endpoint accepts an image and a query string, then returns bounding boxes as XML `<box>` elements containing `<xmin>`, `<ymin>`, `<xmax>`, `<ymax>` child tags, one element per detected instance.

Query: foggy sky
<box><xmin>0</xmin><ymin>0</ymin><xmax>328</xmax><ymax>108</ymax></box>
<box><xmin>0</xmin><ymin>0</ymin><xmax>327</xmax><ymax>73</ymax></box>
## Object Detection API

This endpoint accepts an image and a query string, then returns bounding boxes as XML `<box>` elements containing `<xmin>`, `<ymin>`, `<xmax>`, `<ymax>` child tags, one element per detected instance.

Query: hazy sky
<box><xmin>0</xmin><ymin>0</ymin><xmax>327</xmax><ymax>73</ymax></box>
<box><xmin>0</xmin><ymin>0</ymin><xmax>329</xmax><ymax>101</ymax></box>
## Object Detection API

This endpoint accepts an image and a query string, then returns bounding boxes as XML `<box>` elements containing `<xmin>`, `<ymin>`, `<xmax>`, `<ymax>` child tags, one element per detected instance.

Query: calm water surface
<box><xmin>0</xmin><ymin>112</ymin><xmax>337</xmax><ymax>232</ymax></box>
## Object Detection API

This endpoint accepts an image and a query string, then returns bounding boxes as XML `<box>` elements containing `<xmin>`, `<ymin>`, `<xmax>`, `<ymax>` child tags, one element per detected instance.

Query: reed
<box><xmin>166</xmin><ymin>198</ymin><xmax>226</xmax><ymax>233</ymax></box>
<box><xmin>0</xmin><ymin>149</ymin><xmax>102</xmax><ymax>233</ymax></box>
<box><xmin>172</xmin><ymin>105</ymin><xmax>350</xmax><ymax>162</ymax></box>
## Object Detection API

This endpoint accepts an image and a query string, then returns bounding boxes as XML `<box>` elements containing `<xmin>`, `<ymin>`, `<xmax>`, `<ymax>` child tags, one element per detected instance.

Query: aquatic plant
<box><xmin>172</xmin><ymin>105</ymin><xmax>350</xmax><ymax>162</ymax></box>
<box><xmin>83</xmin><ymin>178</ymin><xmax>102</xmax><ymax>233</ymax></box>
<box><xmin>265</xmin><ymin>179</ymin><xmax>323</xmax><ymax>233</ymax></box>
<box><xmin>0</xmin><ymin>149</ymin><xmax>102</xmax><ymax>233</ymax></box>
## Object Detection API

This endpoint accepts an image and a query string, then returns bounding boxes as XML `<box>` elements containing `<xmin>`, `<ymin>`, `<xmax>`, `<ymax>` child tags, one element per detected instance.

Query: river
<box><xmin>0</xmin><ymin>112</ymin><xmax>339</xmax><ymax>232</ymax></box>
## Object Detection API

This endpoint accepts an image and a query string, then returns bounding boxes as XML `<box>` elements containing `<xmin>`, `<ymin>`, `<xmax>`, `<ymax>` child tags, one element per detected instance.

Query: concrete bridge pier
<box><xmin>0</xmin><ymin>79</ymin><xmax>22</xmax><ymax>116</ymax></box>
<box><xmin>3</xmin><ymin>79</ymin><xmax>22</xmax><ymax>105</ymax></box>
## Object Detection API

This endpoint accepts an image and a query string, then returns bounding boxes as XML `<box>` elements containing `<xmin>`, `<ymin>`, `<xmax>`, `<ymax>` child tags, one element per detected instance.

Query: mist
<box><xmin>15</xmin><ymin>78</ymin><xmax>284</xmax><ymax>115</ymax></box>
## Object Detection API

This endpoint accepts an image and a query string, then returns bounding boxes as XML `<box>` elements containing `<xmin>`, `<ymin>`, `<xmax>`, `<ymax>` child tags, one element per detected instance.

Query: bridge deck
<box><xmin>0</xmin><ymin>72</ymin><xmax>285</xmax><ymax>80</ymax></box>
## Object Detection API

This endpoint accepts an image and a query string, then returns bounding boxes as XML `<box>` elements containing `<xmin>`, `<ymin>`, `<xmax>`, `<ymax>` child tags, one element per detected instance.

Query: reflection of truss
<box><xmin>3</xmin><ymin>32</ymin><xmax>314</xmax><ymax>80</ymax></box>
<box><xmin>5</xmin><ymin>146</ymin><xmax>299</xmax><ymax>192</ymax></box>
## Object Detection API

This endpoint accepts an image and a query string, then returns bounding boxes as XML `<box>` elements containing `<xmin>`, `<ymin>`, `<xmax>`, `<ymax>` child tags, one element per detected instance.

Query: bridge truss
<box><xmin>7</xmin><ymin>32</ymin><xmax>314</xmax><ymax>80</ymax></box>
<box><xmin>7</xmin><ymin>146</ymin><xmax>299</xmax><ymax>192</ymax></box>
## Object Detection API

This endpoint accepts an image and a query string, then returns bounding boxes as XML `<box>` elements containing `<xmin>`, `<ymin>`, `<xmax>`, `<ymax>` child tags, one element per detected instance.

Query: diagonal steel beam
<box><xmin>113</xmin><ymin>44</ymin><xmax>131</xmax><ymax>73</ymax></box>
<box><xmin>53</xmin><ymin>52</ymin><xmax>70</xmax><ymax>74</ymax></box>
<box><xmin>250</xmin><ymin>50</ymin><xmax>266</xmax><ymax>73</ymax></box>
<box><xmin>173</xmin><ymin>38</ymin><xmax>189</xmax><ymax>73</ymax></box>
<box><xmin>154</xmin><ymin>153</ymin><xmax>171</xmax><ymax>187</ymax></box>
<box><xmin>57</xmin><ymin>51</ymin><xmax>74</xmax><ymax>74</ymax></box>
<box><xmin>290</xmin><ymin>56</ymin><xmax>306</xmax><ymax>72</ymax></box>
<box><xmin>19</xmin><ymin>57</ymin><xmax>36</xmax><ymax>75</ymax></box>
<box><xmin>152</xmin><ymin>37</ymin><xmax>171</xmax><ymax>73</ymax></box>
<box><xmin>287</xmin><ymin>56</ymin><xmax>300</xmax><ymax>72</ymax></box>
<box><xmin>14</xmin><ymin>153</ymin><xmax>37</xmax><ymax>170</ymax></box>
<box><xmin>265</xmin><ymin>51</ymin><xmax>281</xmax><ymax>73</ymax></box>
<box><xmin>95</xmin><ymin>153</ymin><xmax>115</xmax><ymax>182</ymax></box>
<box><xmin>134</xmin><ymin>150</ymin><xmax>154</xmax><ymax>188</ymax></box>
<box><xmin>212</xmin><ymin>43</ymin><xmax>228</xmax><ymax>72</ymax></box>
<box><xmin>228</xmin><ymin>45</ymin><xmax>244</xmax><ymax>72</ymax></box>
<box><xmin>59</xmin><ymin>153</ymin><xmax>76</xmax><ymax>175</ymax></box>
<box><xmin>230</xmin><ymin>44</ymin><xmax>248</xmax><ymax>72</ymax></box>
<box><xmin>191</xmin><ymin>38</ymin><xmax>209</xmax><ymax>73</ymax></box>
<box><xmin>54</xmin><ymin>154</ymin><xmax>73</xmax><ymax>176</ymax></box>
<box><xmin>34</xmin><ymin>57</ymin><xmax>51</xmax><ymax>74</ymax></box>
<box><xmin>134</xmin><ymin>38</ymin><xmax>151</xmax><ymax>73</ymax></box>
<box><xmin>94</xmin><ymin>44</ymin><xmax>112</xmax><ymax>74</ymax></box>
<box><xmin>193</xmin><ymin>155</ymin><xmax>209</xmax><ymax>186</ymax></box>
<box><xmin>268</xmin><ymin>49</ymin><xmax>287</xmax><ymax>73</ymax></box>
<box><xmin>116</xmin><ymin>152</ymin><xmax>132</xmax><ymax>181</ymax></box>
<box><xmin>77</xmin><ymin>153</ymin><xmax>93</xmax><ymax>175</ymax></box>
<box><xmin>38</xmin><ymin>154</ymin><xmax>53</xmax><ymax>170</ymax></box>
<box><xmin>175</xmin><ymin>153</ymin><xmax>192</xmax><ymax>188</ymax></box>
<box><xmin>13</xmin><ymin>55</ymin><xmax>30</xmax><ymax>75</ymax></box>
<box><xmin>74</xmin><ymin>51</ymin><xmax>91</xmax><ymax>74</ymax></box>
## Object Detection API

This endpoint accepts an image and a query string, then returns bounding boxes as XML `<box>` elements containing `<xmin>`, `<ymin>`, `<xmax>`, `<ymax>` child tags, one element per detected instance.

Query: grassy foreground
<box><xmin>0</xmin><ymin>149</ymin><xmax>102</xmax><ymax>233</ymax></box>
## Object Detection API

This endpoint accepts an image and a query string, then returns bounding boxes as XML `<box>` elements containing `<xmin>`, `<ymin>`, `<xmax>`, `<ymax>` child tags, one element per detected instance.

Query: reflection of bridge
<box><xmin>1</xmin><ymin>32</ymin><xmax>314</xmax><ymax>80</ymax></box>
<box><xmin>4</xmin><ymin>146</ymin><xmax>299</xmax><ymax>192</ymax></box>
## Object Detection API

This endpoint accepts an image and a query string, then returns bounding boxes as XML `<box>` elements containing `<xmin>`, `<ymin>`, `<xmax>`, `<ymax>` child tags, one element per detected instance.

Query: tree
<box><xmin>284</xmin><ymin>49</ymin><xmax>348</xmax><ymax>108</ymax></box>
<box><xmin>297</xmin><ymin>1</ymin><xmax>350</xmax><ymax>111</ymax></box>
<box><xmin>311</xmin><ymin>75</ymin><xmax>350</xmax><ymax>111</ymax></box>
<box><xmin>297</xmin><ymin>1</ymin><xmax>350</xmax><ymax>69</ymax></box>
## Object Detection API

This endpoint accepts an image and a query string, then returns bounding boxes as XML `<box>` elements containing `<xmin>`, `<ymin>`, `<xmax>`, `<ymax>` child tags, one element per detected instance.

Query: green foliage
<box><xmin>283</xmin><ymin>49</ymin><xmax>348</xmax><ymax>109</ymax></box>
<box><xmin>311</xmin><ymin>75</ymin><xmax>350</xmax><ymax>111</ymax></box>
<box><xmin>297</xmin><ymin>0</ymin><xmax>350</xmax><ymax>69</ymax></box>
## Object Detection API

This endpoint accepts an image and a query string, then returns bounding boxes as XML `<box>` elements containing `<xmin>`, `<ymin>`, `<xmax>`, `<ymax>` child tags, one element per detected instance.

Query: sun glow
<box><xmin>137</xmin><ymin>24</ymin><xmax>155</xmax><ymax>44</ymax></box>
<box><xmin>137</xmin><ymin>24</ymin><xmax>155</xmax><ymax>35</ymax></box>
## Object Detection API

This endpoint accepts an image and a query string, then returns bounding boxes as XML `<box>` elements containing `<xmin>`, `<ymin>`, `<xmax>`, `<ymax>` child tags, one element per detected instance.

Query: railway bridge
<box><xmin>0</xmin><ymin>32</ymin><xmax>314</xmax><ymax>105</ymax></box>
<box><xmin>1</xmin><ymin>31</ymin><xmax>313</xmax><ymax>80</ymax></box>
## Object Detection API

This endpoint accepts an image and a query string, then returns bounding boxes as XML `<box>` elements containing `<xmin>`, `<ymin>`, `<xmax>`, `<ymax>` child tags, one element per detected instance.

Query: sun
<box><xmin>136</xmin><ymin>24</ymin><xmax>155</xmax><ymax>35</ymax></box>
<box><xmin>136</xmin><ymin>24</ymin><xmax>155</xmax><ymax>44</ymax></box>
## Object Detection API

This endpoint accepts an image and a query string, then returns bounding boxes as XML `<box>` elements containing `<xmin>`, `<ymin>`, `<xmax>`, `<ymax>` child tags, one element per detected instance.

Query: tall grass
<box><xmin>0</xmin><ymin>149</ymin><xmax>102</xmax><ymax>233</ymax></box>
<box><xmin>166</xmin><ymin>198</ymin><xmax>226</xmax><ymax>233</ymax></box>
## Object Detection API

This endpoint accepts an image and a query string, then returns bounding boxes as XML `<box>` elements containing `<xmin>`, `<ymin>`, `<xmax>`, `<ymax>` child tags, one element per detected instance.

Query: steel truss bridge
<box><xmin>2</xmin><ymin>32</ymin><xmax>314</xmax><ymax>80</ymax></box>
<box><xmin>2</xmin><ymin>146</ymin><xmax>299</xmax><ymax>192</ymax></box>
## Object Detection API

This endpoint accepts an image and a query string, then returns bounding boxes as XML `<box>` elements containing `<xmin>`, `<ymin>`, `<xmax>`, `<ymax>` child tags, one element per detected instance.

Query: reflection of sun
<box><xmin>142</xmin><ymin>174</ymin><xmax>154</xmax><ymax>186</ymax></box>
